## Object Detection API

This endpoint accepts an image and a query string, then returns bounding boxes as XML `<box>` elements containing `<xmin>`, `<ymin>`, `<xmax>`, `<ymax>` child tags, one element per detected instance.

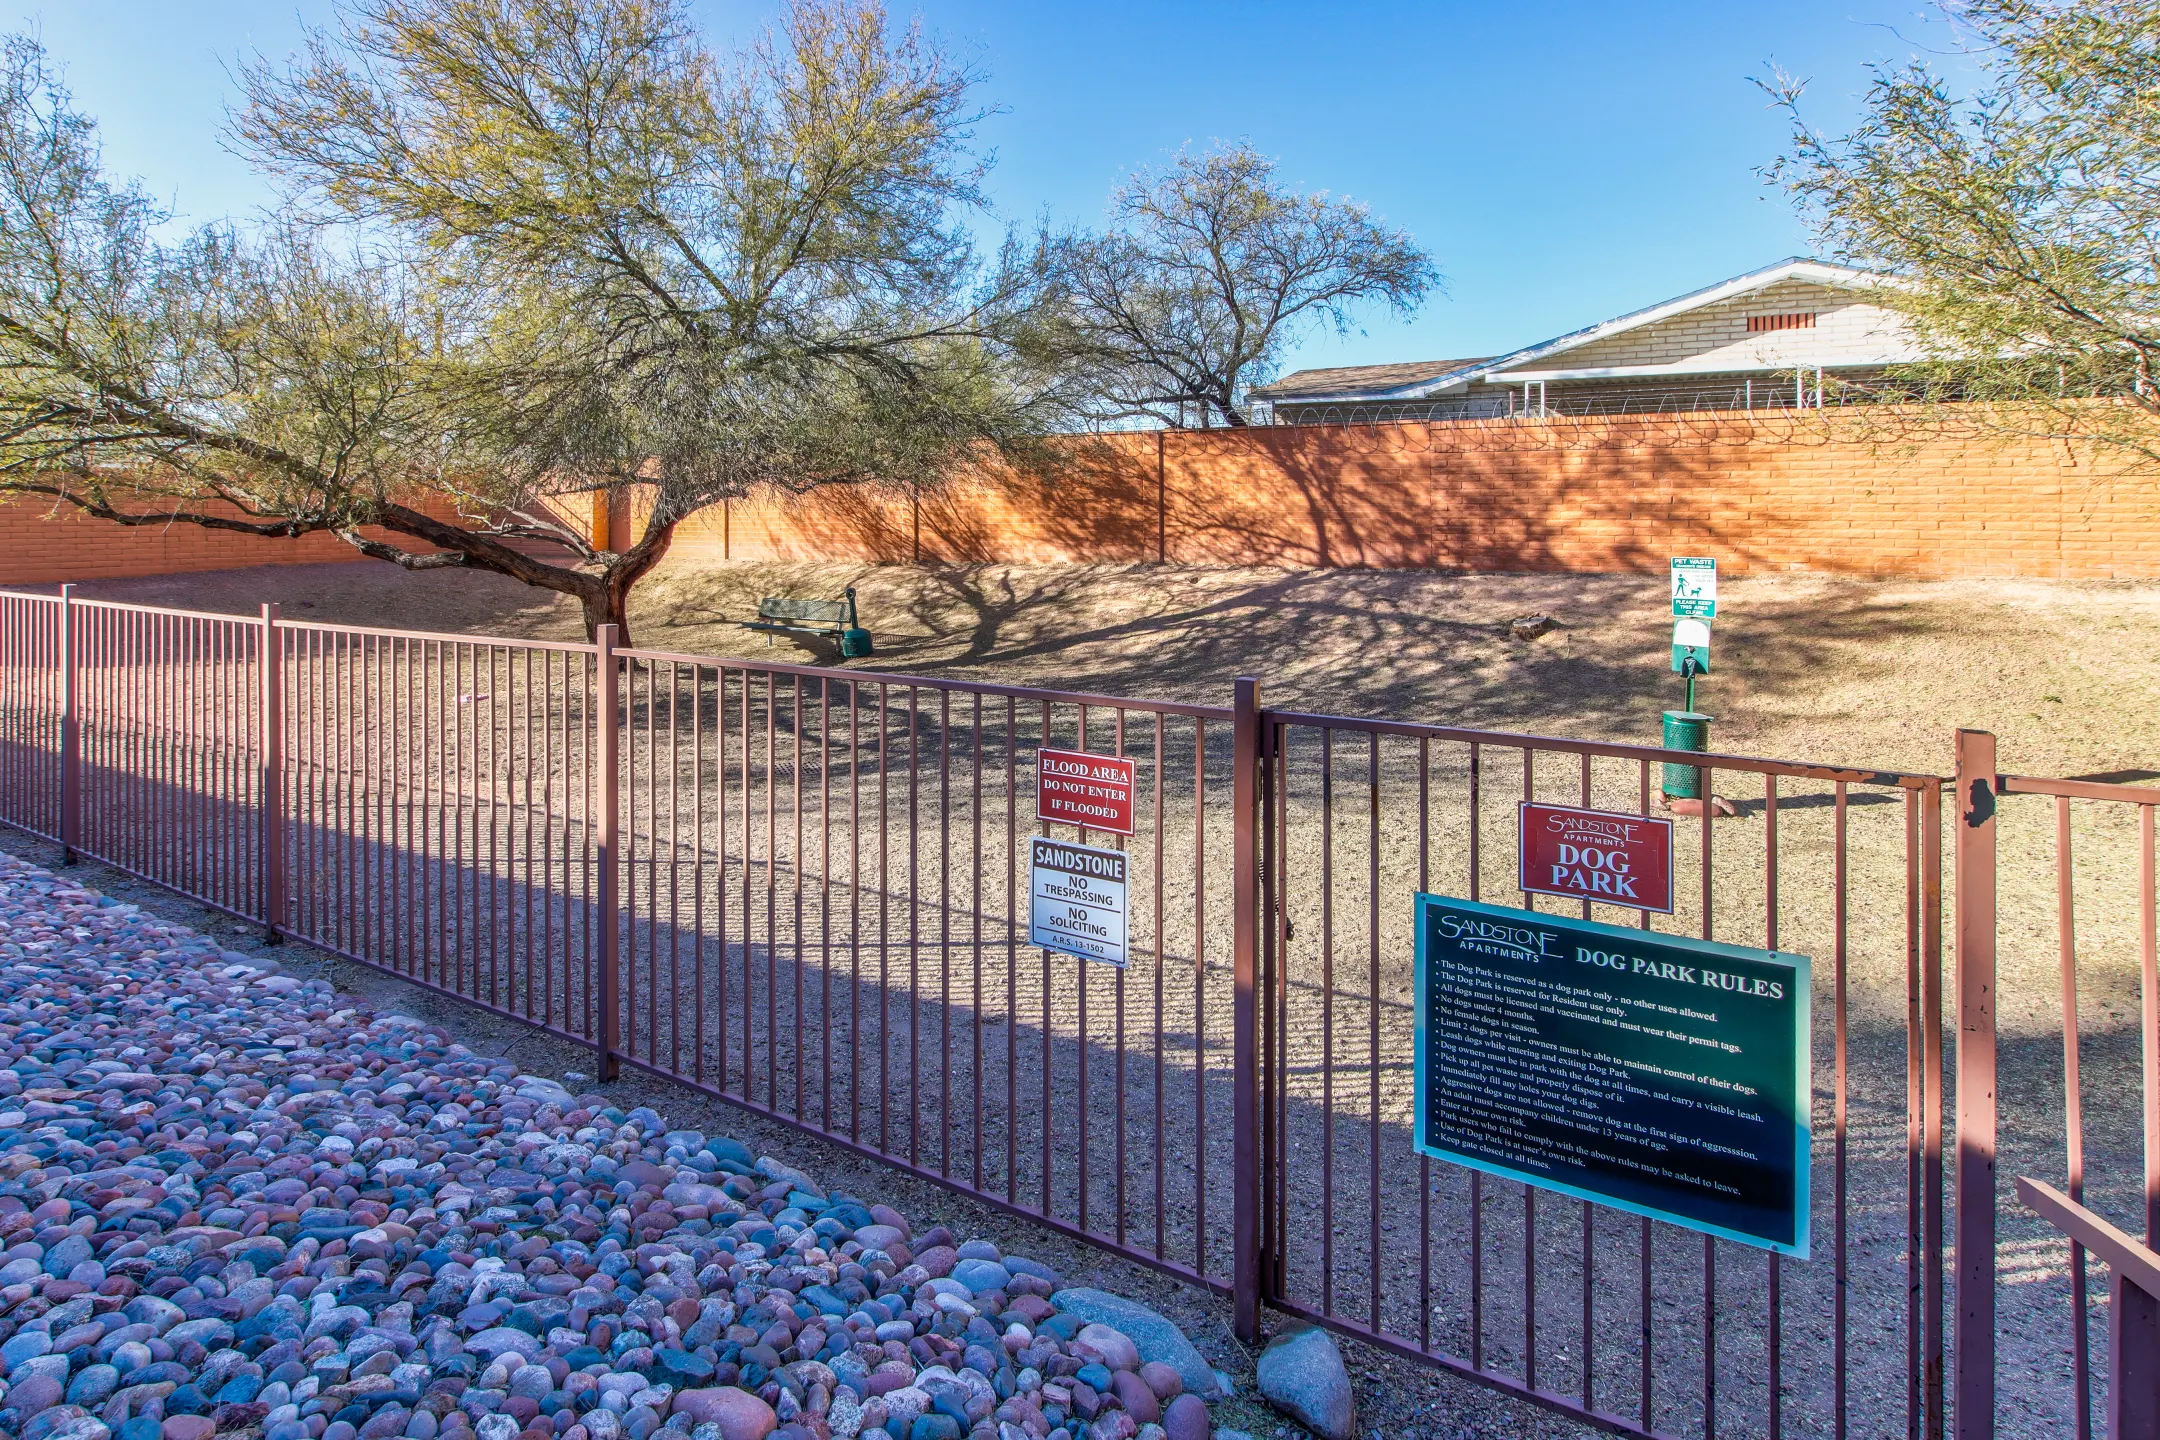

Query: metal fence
<box><xmin>1252</xmin><ymin>706</ymin><xmax>1947</xmax><ymax>1440</ymax></box>
<box><xmin>0</xmin><ymin>586</ymin><xmax>2148</xmax><ymax>1440</ymax></box>
<box><xmin>1971</xmin><ymin>732</ymin><xmax>2160</xmax><ymax>1440</ymax></box>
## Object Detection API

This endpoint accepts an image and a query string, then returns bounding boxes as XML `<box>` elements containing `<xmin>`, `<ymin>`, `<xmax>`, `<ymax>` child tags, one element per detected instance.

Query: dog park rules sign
<box><xmin>1036</xmin><ymin>749</ymin><xmax>1137</xmax><ymax>835</ymax></box>
<box><xmin>1414</xmin><ymin>894</ymin><xmax>1811</xmax><ymax>1256</ymax></box>
<box><xmin>1030</xmin><ymin>838</ymin><xmax>1129</xmax><ymax>967</ymax></box>
<box><xmin>1518</xmin><ymin>802</ymin><xmax>1675</xmax><ymax>913</ymax></box>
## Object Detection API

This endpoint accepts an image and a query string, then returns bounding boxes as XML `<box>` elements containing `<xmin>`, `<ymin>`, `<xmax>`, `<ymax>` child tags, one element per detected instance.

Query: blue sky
<box><xmin>20</xmin><ymin>1</ymin><xmax>1971</xmax><ymax>376</ymax></box>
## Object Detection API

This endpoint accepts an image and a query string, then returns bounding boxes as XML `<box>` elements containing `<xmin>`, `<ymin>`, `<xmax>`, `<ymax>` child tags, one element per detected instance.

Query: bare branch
<box><xmin>1038</xmin><ymin>142</ymin><xmax>1438</xmax><ymax>427</ymax></box>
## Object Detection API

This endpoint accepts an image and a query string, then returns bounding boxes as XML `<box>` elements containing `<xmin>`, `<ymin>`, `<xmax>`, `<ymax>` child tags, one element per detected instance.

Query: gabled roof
<box><xmin>1256</xmin><ymin>258</ymin><xmax>1896</xmax><ymax>405</ymax></box>
<box><xmin>1248</xmin><ymin>358</ymin><xmax>1494</xmax><ymax>402</ymax></box>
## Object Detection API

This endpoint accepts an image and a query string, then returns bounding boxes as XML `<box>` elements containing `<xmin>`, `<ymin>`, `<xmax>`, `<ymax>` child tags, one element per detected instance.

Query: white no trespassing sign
<box><xmin>1029</xmin><ymin>837</ymin><xmax>1128</xmax><ymax>967</ymax></box>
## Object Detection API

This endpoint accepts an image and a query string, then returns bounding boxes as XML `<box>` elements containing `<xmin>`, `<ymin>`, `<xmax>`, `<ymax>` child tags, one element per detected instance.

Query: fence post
<box><xmin>56</xmin><ymin>585</ymin><xmax>78</xmax><ymax>863</ymax></box>
<box><xmin>1232</xmin><ymin>675</ymin><xmax>1263</xmax><ymax>1342</ymax></box>
<box><xmin>260</xmin><ymin>604</ymin><xmax>284</xmax><ymax>941</ymax></box>
<box><xmin>595</xmin><ymin>624</ymin><xmax>622</xmax><ymax>1081</ymax></box>
<box><xmin>57</xmin><ymin>584</ymin><xmax>77</xmax><ymax>864</ymax></box>
<box><xmin>1953</xmin><ymin>729</ymin><xmax>1998</xmax><ymax>1440</ymax></box>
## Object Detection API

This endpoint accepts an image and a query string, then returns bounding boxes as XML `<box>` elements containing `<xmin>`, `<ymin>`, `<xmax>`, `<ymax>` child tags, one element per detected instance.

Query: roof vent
<box><xmin>1747</xmin><ymin>312</ymin><xmax>1817</xmax><ymax>333</ymax></box>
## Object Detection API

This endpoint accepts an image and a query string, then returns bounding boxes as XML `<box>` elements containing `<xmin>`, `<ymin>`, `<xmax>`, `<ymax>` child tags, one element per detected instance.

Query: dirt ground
<box><xmin>17</xmin><ymin>556</ymin><xmax>2160</xmax><ymax>1437</ymax></box>
<box><xmin>36</xmin><ymin>555</ymin><xmax>2159</xmax><ymax>780</ymax></box>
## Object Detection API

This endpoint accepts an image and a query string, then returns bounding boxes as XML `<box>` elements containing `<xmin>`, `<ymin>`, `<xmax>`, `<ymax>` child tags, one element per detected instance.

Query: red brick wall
<box><xmin>662</xmin><ymin>410</ymin><xmax>2160</xmax><ymax>579</ymax></box>
<box><xmin>0</xmin><ymin>490</ymin><xmax>555</xmax><ymax>585</ymax></box>
<box><xmin>12</xmin><ymin>410</ymin><xmax>2160</xmax><ymax>584</ymax></box>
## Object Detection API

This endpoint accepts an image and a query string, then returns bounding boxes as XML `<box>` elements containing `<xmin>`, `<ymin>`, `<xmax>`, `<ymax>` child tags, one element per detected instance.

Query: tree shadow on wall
<box><xmin>1009</xmin><ymin>419</ymin><xmax>1814</xmax><ymax>578</ymax></box>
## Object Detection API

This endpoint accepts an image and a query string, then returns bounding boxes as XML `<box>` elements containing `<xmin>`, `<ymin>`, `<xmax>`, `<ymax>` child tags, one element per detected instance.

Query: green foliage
<box><xmin>0</xmin><ymin>36</ymin><xmax>440</xmax><ymax>524</ymax></box>
<box><xmin>1039</xmin><ymin>141</ymin><xmax>1438</xmax><ymax>428</ymax></box>
<box><xmin>0</xmin><ymin>0</ymin><xmax>1063</xmax><ymax>636</ymax></box>
<box><xmin>1769</xmin><ymin>0</ymin><xmax>2160</xmax><ymax>463</ymax></box>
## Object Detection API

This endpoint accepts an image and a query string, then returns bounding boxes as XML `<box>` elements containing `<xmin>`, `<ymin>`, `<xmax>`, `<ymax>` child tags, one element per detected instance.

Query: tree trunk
<box><xmin>578</xmin><ymin>584</ymin><xmax>633</xmax><ymax>646</ymax></box>
<box><xmin>576</xmin><ymin>513</ymin><xmax>679</xmax><ymax>646</ymax></box>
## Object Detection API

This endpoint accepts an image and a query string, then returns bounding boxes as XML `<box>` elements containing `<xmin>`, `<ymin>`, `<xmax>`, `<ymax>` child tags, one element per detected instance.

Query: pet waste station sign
<box><xmin>1415</xmin><ymin>894</ymin><xmax>1811</xmax><ymax>1256</ymax></box>
<box><xmin>1036</xmin><ymin>748</ymin><xmax>1137</xmax><ymax>835</ymax></box>
<box><xmin>1518</xmin><ymin>802</ymin><xmax>1675</xmax><ymax>913</ymax></box>
<box><xmin>1030</xmin><ymin>838</ymin><xmax>1128</xmax><ymax>967</ymax></box>
<box><xmin>1670</xmin><ymin>557</ymin><xmax>1717</xmax><ymax>618</ymax></box>
<box><xmin>1670</xmin><ymin>557</ymin><xmax>1716</xmax><ymax>674</ymax></box>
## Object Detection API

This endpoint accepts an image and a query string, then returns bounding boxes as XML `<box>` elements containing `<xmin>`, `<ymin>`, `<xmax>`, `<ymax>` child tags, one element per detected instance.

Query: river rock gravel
<box><xmin>0</xmin><ymin>851</ymin><xmax>1218</xmax><ymax>1440</ymax></box>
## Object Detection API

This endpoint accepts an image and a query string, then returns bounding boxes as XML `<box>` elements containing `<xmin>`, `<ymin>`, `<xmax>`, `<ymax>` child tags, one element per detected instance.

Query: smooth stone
<box><xmin>1075</xmin><ymin>1327</ymin><xmax>1139</xmax><ymax>1374</ymax></box>
<box><xmin>160</xmin><ymin>1419</ymin><xmax>216</xmax><ymax>1440</ymax></box>
<box><xmin>851</xmin><ymin>1228</ymin><xmax>904</xmax><ymax>1256</ymax></box>
<box><xmin>12</xmin><ymin>1375</ymin><xmax>65</xmax><ymax>1416</ymax></box>
<box><xmin>1000</xmin><ymin>1259</ymin><xmax>1059</xmax><ymax>1289</ymax></box>
<box><xmin>879</xmin><ymin>1391</ymin><xmax>926</xmax><ymax>1429</ymax></box>
<box><xmin>1109</xmin><ymin>1373</ymin><xmax>1158</xmax><ymax>1425</ymax></box>
<box><xmin>948</xmin><ymin>1261</ymin><xmax>1009</xmax><ymax>1297</ymax></box>
<box><xmin>1159</xmin><ymin>1395</ymin><xmax>1209</xmax><ymax>1440</ymax></box>
<box><xmin>469</xmin><ymin>1331</ymin><xmax>545</xmax><ymax>1362</ymax></box>
<box><xmin>1046</xmin><ymin>1294</ymin><xmax>1215</xmax><ymax>1399</ymax></box>
<box><xmin>1254</xmin><ymin>1325</ymin><xmax>1352</xmax><ymax>1440</ymax></box>
<box><xmin>68</xmin><ymin>1367</ymin><xmax>120</xmax><ymax>1409</ymax></box>
<box><xmin>667</xmin><ymin>1389</ymin><xmax>775</xmax><ymax>1440</ymax></box>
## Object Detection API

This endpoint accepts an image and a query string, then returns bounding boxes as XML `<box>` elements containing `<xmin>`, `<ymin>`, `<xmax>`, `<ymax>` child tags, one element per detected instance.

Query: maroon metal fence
<box><xmin>1</xmin><ymin>589</ymin><xmax>2149</xmax><ymax>1440</ymax></box>
<box><xmin>1253</xmin><ymin>697</ymin><xmax>1947</xmax><ymax>1440</ymax></box>
<box><xmin>1968</xmin><ymin>732</ymin><xmax>2160</xmax><ymax>1440</ymax></box>
<box><xmin>598</xmin><ymin>633</ymin><xmax>1244</xmax><ymax>1297</ymax></box>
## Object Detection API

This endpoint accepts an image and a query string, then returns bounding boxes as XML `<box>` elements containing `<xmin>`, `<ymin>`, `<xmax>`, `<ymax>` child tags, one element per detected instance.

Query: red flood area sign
<box><xmin>1036</xmin><ymin>748</ymin><xmax>1137</xmax><ymax>835</ymax></box>
<box><xmin>1518</xmin><ymin>802</ymin><xmax>1675</xmax><ymax>914</ymax></box>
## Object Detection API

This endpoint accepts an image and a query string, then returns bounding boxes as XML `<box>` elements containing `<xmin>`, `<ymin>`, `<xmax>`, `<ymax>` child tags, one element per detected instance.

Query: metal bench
<box><xmin>738</xmin><ymin>587</ymin><xmax>872</xmax><ymax>656</ymax></box>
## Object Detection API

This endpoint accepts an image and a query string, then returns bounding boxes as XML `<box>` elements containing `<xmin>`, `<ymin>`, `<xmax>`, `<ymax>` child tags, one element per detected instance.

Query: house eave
<box><xmin>1491</xmin><ymin>354</ymin><xmax>1924</xmax><ymax>383</ymax></box>
<box><xmin>1381</xmin><ymin>258</ymin><xmax>1900</xmax><ymax>399</ymax></box>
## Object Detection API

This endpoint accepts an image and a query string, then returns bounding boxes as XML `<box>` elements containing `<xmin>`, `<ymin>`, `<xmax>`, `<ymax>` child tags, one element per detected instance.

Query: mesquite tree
<box><xmin>0</xmin><ymin>1</ymin><xmax>1063</xmax><ymax>640</ymax></box>
<box><xmin>1040</xmin><ymin>142</ymin><xmax>1438</xmax><ymax>428</ymax></box>
<box><xmin>1768</xmin><ymin>0</ymin><xmax>2160</xmax><ymax>464</ymax></box>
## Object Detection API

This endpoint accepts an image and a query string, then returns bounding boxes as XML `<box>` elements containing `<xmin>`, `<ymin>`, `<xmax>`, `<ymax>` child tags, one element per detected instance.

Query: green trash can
<box><xmin>1662</xmin><ymin>710</ymin><xmax>1713</xmax><ymax>799</ymax></box>
<box><xmin>838</xmin><ymin>586</ymin><xmax>873</xmax><ymax>658</ymax></box>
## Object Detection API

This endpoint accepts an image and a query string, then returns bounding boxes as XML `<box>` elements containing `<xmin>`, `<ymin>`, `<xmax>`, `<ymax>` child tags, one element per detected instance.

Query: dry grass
<box><xmin>38</xmin><ymin>557</ymin><xmax>2160</xmax><ymax>781</ymax></box>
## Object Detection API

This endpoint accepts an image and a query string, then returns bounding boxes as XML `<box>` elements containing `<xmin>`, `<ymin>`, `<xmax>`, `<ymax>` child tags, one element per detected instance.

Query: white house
<box><xmin>1248</xmin><ymin>257</ymin><xmax>1925</xmax><ymax>424</ymax></box>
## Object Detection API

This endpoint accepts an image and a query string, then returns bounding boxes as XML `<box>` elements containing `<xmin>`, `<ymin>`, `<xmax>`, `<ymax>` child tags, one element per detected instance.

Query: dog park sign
<box><xmin>1415</xmin><ymin>894</ymin><xmax>1811</xmax><ymax>1256</ymax></box>
<box><xmin>1036</xmin><ymin>748</ymin><xmax>1137</xmax><ymax>835</ymax></box>
<box><xmin>1518</xmin><ymin>802</ymin><xmax>1675</xmax><ymax>913</ymax></box>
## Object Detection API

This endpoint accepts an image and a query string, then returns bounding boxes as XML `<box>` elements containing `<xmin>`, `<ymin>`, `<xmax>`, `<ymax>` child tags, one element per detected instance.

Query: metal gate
<box><xmin>1250</xmin><ymin>692</ymin><xmax>1947</xmax><ymax>1440</ymax></box>
<box><xmin>1961</xmin><ymin>730</ymin><xmax>2159</xmax><ymax>1440</ymax></box>
<box><xmin>3</xmin><ymin>588</ymin><xmax>2151</xmax><ymax>1440</ymax></box>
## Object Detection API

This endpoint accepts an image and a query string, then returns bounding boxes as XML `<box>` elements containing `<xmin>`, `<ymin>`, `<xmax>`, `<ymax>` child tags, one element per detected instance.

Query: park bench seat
<box><xmin>738</xmin><ymin>587</ymin><xmax>868</xmax><ymax>652</ymax></box>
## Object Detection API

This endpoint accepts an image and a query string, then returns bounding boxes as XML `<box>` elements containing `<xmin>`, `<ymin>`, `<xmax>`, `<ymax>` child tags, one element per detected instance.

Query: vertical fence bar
<box><xmin>595</xmin><ymin>625</ymin><xmax>622</xmax><ymax>1081</ymax></box>
<box><xmin>2055</xmin><ymin>797</ymin><xmax>2091</xmax><ymax>1440</ymax></box>
<box><xmin>57</xmin><ymin>585</ymin><xmax>76</xmax><ymax>863</ymax></box>
<box><xmin>260</xmin><ymin>603</ymin><xmax>284</xmax><ymax>938</ymax></box>
<box><xmin>1952</xmin><ymin>729</ymin><xmax>1997</xmax><ymax>1440</ymax></box>
<box><xmin>1925</xmin><ymin>776</ymin><xmax>1947</xmax><ymax>1440</ymax></box>
<box><xmin>2143</xmin><ymin>803</ymin><xmax>2159</xmax><ymax>1248</ymax></box>
<box><xmin>1232</xmin><ymin>675</ymin><xmax>1262</xmax><ymax>1342</ymax></box>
